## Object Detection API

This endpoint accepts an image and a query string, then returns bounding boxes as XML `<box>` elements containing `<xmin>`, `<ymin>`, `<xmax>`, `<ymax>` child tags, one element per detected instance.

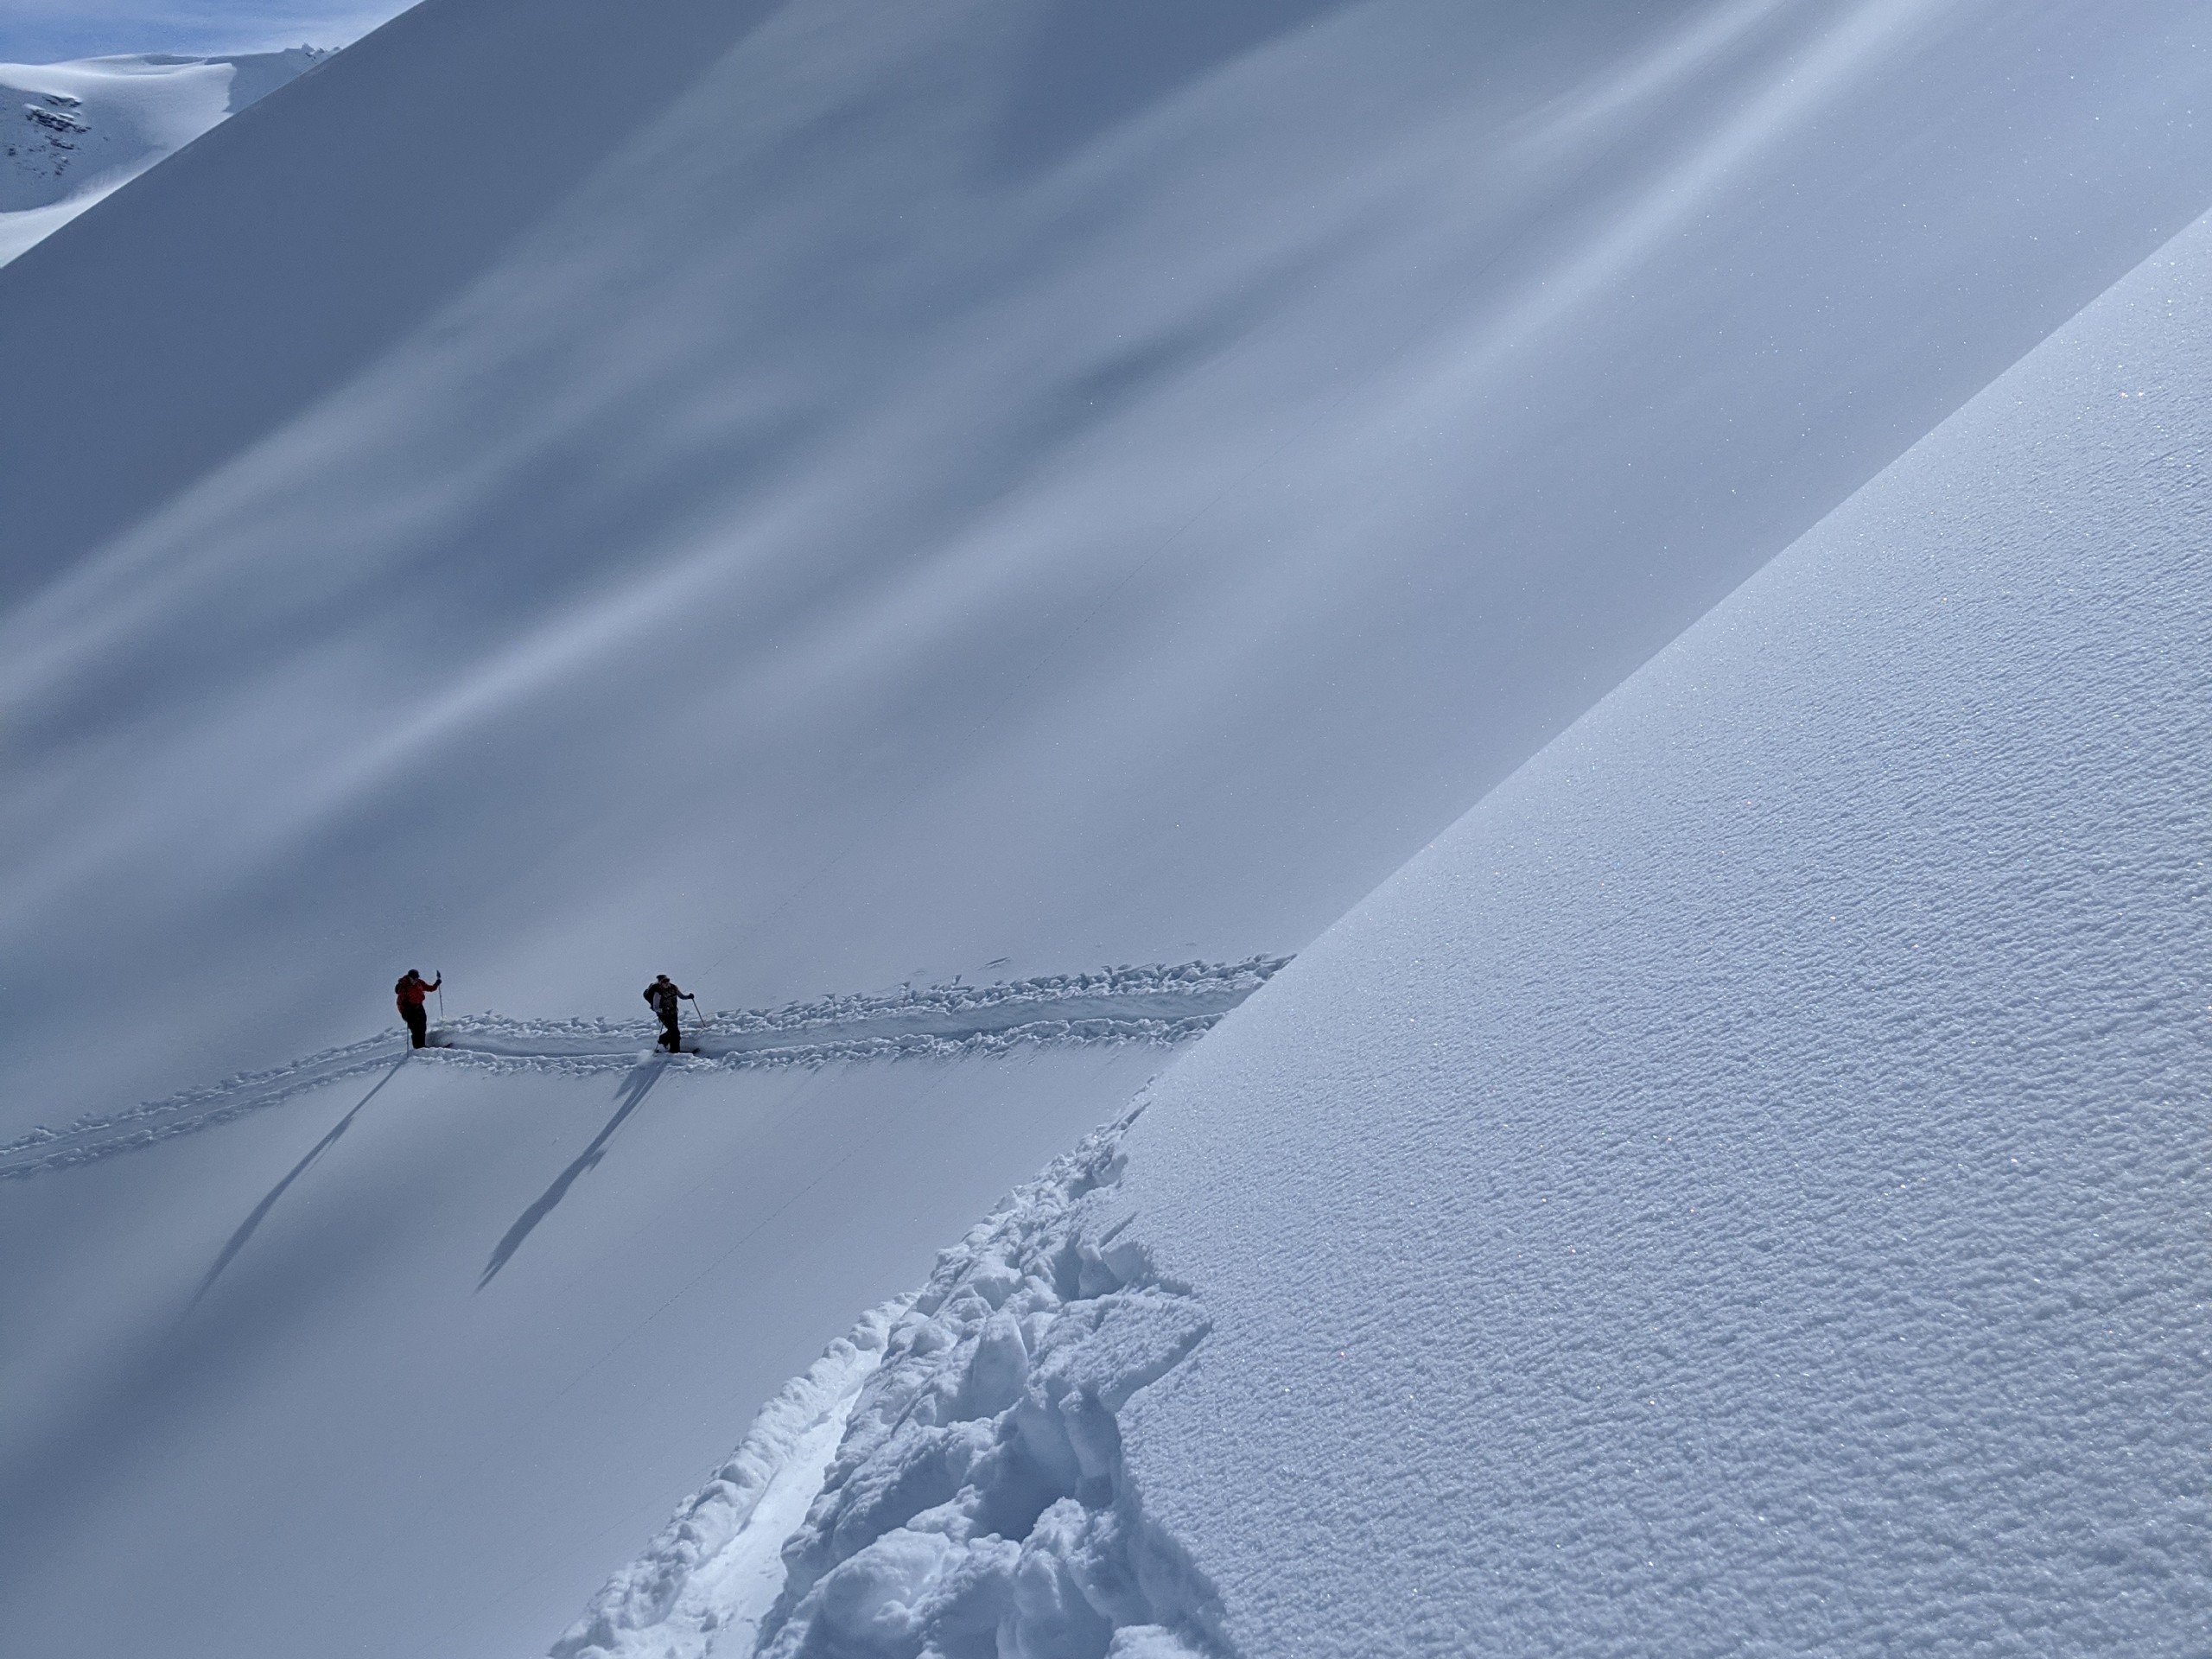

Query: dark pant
<box><xmin>658</xmin><ymin>1016</ymin><xmax>682</xmax><ymax>1052</ymax></box>
<box><xmin>404</xmin><ymin>1005</ymin><xmax>429</xmax><ymax>1048</ymax></box>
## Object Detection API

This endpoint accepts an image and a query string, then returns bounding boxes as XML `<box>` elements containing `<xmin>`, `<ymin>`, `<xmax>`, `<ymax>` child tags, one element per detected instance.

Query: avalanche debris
<box><xmin>559</xmin><ymin>1108</ymin><xmax>1225</xmax><ymax>1659</ymax></box>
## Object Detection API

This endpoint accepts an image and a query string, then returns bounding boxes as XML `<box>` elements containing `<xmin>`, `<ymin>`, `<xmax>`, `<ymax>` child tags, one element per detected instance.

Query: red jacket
<box><xmin>395</xmin><ymin>974</ymin><xmax>439</xmax><ymax>1011</ymax></box>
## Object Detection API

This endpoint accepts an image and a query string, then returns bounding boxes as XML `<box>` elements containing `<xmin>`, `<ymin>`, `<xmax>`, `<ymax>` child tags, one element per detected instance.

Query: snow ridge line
<box><xmin>556</xmin><ymin>1104</ymin><xmax>1226</xmax><ymax>1659</ymax></box>
<box><xmin>0</xmin><ymin>958</ymin><xmax>1286</xmax><ymax>1182</ymax></box>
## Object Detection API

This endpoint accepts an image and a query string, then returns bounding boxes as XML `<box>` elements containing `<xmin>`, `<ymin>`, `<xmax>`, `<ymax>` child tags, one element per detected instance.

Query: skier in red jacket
<box><xmin>395</xmin><ymin>969</ymin><xmax>442</xmax><ymax>1048</ymax></box>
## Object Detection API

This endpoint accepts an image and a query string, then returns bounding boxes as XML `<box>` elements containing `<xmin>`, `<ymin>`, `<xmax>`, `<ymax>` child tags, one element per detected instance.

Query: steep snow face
<box><xmin>6</xmin><ymin>6</ymin><xmax>2212</xmax><ymax>1656</ymax></box>
<box><xmin>5</xmin><ymin>0</ymin><xmax>2212</xmax><ymax>1137</ymax></box>
<box><xmin>0</xmin><ymin>49</ymin><xmax>326</xmax><ymax>262</ymax></box>
<box><xmin>1102</xmin><ymin>209</ymin><xmax>2212</xmax><ymax>1654</ymax></box>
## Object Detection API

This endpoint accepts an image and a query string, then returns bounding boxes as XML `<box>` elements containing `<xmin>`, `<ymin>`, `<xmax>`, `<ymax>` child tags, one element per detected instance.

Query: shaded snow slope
<box><xmin>7</xmin><ymin>0</ymin><xmax>2212</xmax><ymax>1136</ymax></box>
<box><xmin>1085</xmin><ymin>207</ymin><xmax>2212</xmax><ymax>1653</ymax></box>
<box><xmin>0</xmin><ymin>48</ymin><xmax>326</xmax><ymax>262</ymax></box>
<box><xmin>0</xmin><ymin>957</ymin><xmax>1281</xmax><ymax>1179</ymax></box>
<box><xmin>0</xmin><ymin>1043</ymin><xmax>1188</xmax><ymax>1659</ymax></box>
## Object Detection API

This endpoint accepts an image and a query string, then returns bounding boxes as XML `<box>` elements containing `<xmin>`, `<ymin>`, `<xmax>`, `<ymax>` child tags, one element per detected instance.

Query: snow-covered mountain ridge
<box><xmin>1099</xmin><ymin>202</ymin><xmax>2212</xmax><ymax>1655</ymax></box>
<box><xmin>0</xmin><ymin>48</ymin><xmax>325</xmax><ymax>263</ymax></box>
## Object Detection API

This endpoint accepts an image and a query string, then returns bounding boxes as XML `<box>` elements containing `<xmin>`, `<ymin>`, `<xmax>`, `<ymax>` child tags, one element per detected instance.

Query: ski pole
<box><xmin>437</xmin><ymin>972</ymin><xmax>446</xmax><ymax>1023</ymax></box>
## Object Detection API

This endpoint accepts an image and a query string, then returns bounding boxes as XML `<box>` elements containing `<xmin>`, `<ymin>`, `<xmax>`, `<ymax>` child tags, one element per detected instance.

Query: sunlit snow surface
<box><xmin>1089</xmin><ymin>210</ymin><xmax>2212</xmax><ymax>1654</ymax></box>
<box><xmin>0</xmin><ymin>48</ymin><xmax>323</xmax><ymax>263</ymax></box>
<box><xmin>3</xmin><ymin>2</ymin><xmax>2212</xmax><ymax>1657</ymax></box>
<box><xmin>576</xmin><ymin>199</ymin><xmax>2212</xmax><ymax>1659</ymax></box>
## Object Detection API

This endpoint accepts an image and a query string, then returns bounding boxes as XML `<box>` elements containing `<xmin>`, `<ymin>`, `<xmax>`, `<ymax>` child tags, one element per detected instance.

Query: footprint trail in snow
<box><xmin>0</xmin><ymin>957</ymin><xmax>1287</xmax><ymax>1181</ymax></box>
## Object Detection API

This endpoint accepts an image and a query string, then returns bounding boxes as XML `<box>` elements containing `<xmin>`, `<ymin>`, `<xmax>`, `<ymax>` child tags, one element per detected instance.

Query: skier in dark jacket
<box><xmin>645</xmin><ymin>974</ymin><xmax>694</xmax><ymax>1052</ymax></box>
<box><xmin>395</xmin><ymin>969</ymin><xmax>442</xmax><ymax>1048</ymax></box>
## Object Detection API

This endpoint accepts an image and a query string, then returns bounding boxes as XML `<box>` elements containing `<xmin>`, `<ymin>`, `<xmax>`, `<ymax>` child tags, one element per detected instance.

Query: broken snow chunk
<box><xmin>890</xmin><ymin>1309</ymin><xmax>955</xmax><ymax>1359</ymax></box>
<box><xmin>804</xmin><ymin>1526</ymin><xmax>1020</xmax><ymax>1658</ymax></box>
<box><xmin>1005</xmin><ymin>1499</ymin><xmax>1115</xmax><ymax>1657</ymax></box>
<box><xmin>754</xmin><ymin>1112</ymin><xmax>1225</xmax><ymax>1657</ymax></box>
<box><xmin>810</xmin><ymin>1526</ymin><xmax>955</xmax><ymax>1647</ymax></box>
<box><xmin>963</xmin><ymin>1310</ymin><xmax>1030</xmax><ymax>1417</ymax></box>
<box><xmin>1107</xmin><ymin>1624</ymin><xmax>1210</xmax><ymax>1658</ymax></box>
<box><xmin>963</xmin><ymin>1255</ymin><xmax>1023</xmax><ymax>1307</ymax></box>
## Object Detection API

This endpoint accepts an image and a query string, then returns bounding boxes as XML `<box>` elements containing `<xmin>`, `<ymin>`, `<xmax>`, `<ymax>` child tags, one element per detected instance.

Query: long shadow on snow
<box><xmin>188</xmin><ymin>1058</ymin><xmax>409</xmax><ymax>1311</ymax></box>
<box><xmin>477</xmin><ymin>1058</ymin><xmax>667</xmax><ymax>1291</ymax></box>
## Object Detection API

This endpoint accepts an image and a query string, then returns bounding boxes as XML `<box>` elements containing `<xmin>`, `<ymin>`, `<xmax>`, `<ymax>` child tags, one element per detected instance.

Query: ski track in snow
<box><xmin>556</xmin><ymin>1106</ymin><xmax>1222</xmax><ymax>1659</ymax></box>
<box><xmin>0</xmin><ymin>958</ymin><xmax>1284</xmax><ymax>1181</ymax></box>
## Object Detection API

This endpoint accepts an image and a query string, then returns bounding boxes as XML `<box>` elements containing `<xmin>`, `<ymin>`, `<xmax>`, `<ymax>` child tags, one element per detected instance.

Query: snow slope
<box><xmin>0</xmin><ymin>48</ymin><xmax>326</xmax><ymax>263</ymax></box>
<box><xmin>6</xmin><ymin>0</ymin><xmax>2212</xmax><ymax>1140</ymax></box>
<box><xmin>588</xmin><ymin>186</ymin><xmax>2212</xmax><ymax>1659</ymax></box>
<box><xmin>4</xmin><ymin>3</ymin><xmax>2212</xmax><ymax>1656</ymax></box>
<box><xmin>1071</xmin><ymin>204</ymin><xmax>2209</xmax><ymax>1654</ymax></box>
<box><xmin>0</xmin><ymin>1017</ymin><xmax>1193</xmax><ymax>1659</ymax></box>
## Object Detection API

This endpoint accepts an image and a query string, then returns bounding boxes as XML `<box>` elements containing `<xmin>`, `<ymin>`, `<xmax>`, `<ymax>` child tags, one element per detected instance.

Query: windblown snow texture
<box><xmin>0</xmin><ymin>959</ymin><xmax>1281</xmax><ymax>1180</ymax></box>
<box><xmin>1095</xmin><ymin>208</ymin><xmax>2212</xmax><ymax>1654</ymax></box>
<box><xmin>563</xmin><ymin>1109</ymin><xmax>1222</xmax><ymax>1659</ymax></box>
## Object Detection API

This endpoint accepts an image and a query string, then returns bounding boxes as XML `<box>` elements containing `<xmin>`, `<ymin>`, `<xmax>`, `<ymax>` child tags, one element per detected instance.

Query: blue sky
<box><xmin>0</xmin><ymin>0</ymin><xmax>412</xmax><ymax>62</ymax></box>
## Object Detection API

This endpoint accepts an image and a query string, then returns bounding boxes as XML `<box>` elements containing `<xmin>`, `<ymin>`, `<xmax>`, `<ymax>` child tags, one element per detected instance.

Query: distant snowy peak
<box><xmin>0</xmin><ymin>48</ymin><xmax>327</xmax><ymax>263</ymax></box>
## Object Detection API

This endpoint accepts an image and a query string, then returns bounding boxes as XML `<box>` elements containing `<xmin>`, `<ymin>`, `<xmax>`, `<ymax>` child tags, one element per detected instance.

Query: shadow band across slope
<box><xmin>988</xmin><ymin>0</ymin><xmax>1351</xmax><ymax>175</ymax></box>
<box><xmin>0</xmin><ymin>0</ymin><xmax>791</xmax><ymax>602</ymax></box>
<box><xmin>0</xmin><ymin>958</ymin><xmax>1287</xmax><ymax>1182</ymax></box>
